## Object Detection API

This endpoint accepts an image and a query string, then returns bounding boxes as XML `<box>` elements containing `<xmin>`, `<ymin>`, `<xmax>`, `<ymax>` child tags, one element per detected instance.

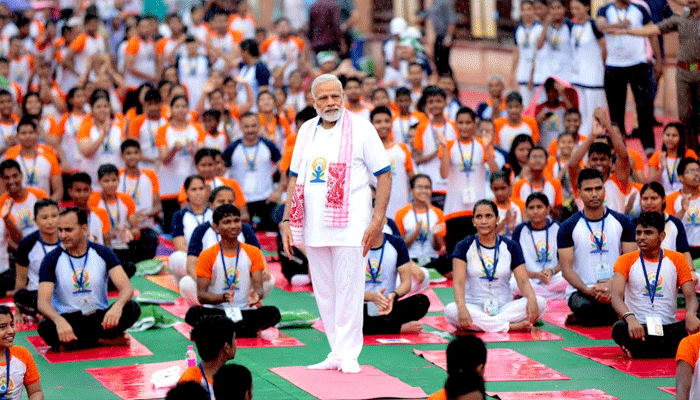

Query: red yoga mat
<box><xmin>159</xmin><ymin>298</ymin><xmax>190</xmax><ymax>320</ymax></box>
<box><xmin>413</xmin><ymin>348</ymin><xmax>570</xmax><ymax>382</ymax></box>
<box><xmin>87</xmin><ymin>360</ymin><xmax>187</xmax><ymax>400</ymax></box>
<box><xmin>268</xmin><ymin>261</ymin><xmax>313</xmax><ymax>293</ymax></box>
<box><xmin>563</xmin><ymin>346</ymin><xmax>676</xmax><ymax>378</ymax></box>
<box><xmin>423</xmin><ymin>289</ymin><xmax>445</xmax><ymax>313</ymax></box>
<box><xmin>26</xmin><ymin>334</ymin><xmax>152</xmax><ymax>364</ymax></box>
<box><xmin>269</xmin><ymin>365</ymin><xmax>427</xmax><ymax>400</ymax></box>
<box><xmin>420</xmin><ymin>316</ymin><xmax>563</xmax><ymax>342</ymax></box>
<box><xmin>541</xmin><ymin>312</ymin><xmax>612</xmax><ymax>339</ymax></box>
<box><xmin>312</xmin><ymin>320</ymin><xmax>447</xmax><ymax>345</ymax></box>
<box><xmin>658</xmin><ymin>387</ymin><xmax>676</xmax><ymax>396</ymax></box>
<box><xmin>545</xmin><ymin>299</ymin><xmax>571</xmax><ymax>312</ymax></box>
<box><xmin>173</xmin><ymin>322</ymin><xmax>305</xmax><ymax>348</ymax></box>
<box><xmin>488</xmin><ymin>389</ymin><xmax>619</xmax><ymax>400</ymax></box>
<box><xmin>429</xmin><ymin>279</ymin><xmax>453</xmax><ymax>289</ymax></box>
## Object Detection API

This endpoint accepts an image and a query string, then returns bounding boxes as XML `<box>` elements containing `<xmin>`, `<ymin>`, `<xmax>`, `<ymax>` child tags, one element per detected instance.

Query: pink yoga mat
<box><xmin>545</xmin><ymin>299</ymin><xmax>571</xmax><ymax>312</ymax></box>
<box><xmin>658</xmin><ymin>387</ymin><xmax>676</xmax><ymax>396</ymax></box>
<box><xmin>563</xmin><ymin>346</ymin><xmax>676</xmax><ymax>378</ymax></box>
<box><xmin>423</xmin><ymin>289</ymin><xmax>445</xmax><ymax>313</ymax></box>
<box><xmin>173</xmin><ymin>322</ymin><xmax>305</xmax><ymax>348</ymax></box>
<box><xmin>312</xmin><ymin>320</ymin><xmax>447</xmax><ymax>345</ymax></box>
<box><xmin>420</xmin><ymin>316</ymin><xmax>563</xmax><ymax>342</ymax></box>
<box><xmin>27</xmin><ymin>334</ymin><xmax>152</xmax><ymax>364</ymax></box>
<box><xmin>269</xmin><ymin>365</ymin><xmax>427</xmax><ymax>400</ymax></box>
<box><xmin>268</xmin><ymin>262</ymin><xmax>313</xmax><ymax>293</ymax></box>
<box><xmin>489</xmin><ymin>389</ymin><xmax>619</xmax><ymax>400</ymax></box>
<box><xmin>541</xmin><ymin>312</ymin><xmax>612</xmax><ymax>339</ymax></box>
<box><xmin>87</xmin><ymin>360</ymin><xmax>187</xmax><ymax>400</ymax></box>
<box><xmin>159</xmin><ymin>298</ymin><xmax>190</xmax><ymax>320</ymax></box>
<box><xmin>413</xmin><ymin>348</ymin><xmax>570</xmax><ymax>381</ymax></box>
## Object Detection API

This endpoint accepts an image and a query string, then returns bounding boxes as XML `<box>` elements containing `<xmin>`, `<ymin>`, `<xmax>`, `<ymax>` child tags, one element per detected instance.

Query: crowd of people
<box><xmin>0</xmin><ymin>0</ymin><xmax>693</xmax><ymax>398</ymax></box>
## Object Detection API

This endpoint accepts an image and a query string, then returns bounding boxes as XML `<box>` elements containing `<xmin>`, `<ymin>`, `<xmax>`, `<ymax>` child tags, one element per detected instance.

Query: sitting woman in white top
<box><xmin>511</xmin><ymin>192</ymin><xmax>567</xmax><ymax>299</ymax></box>
<box><xmin>445</xmin><ymin>200</ymin><xmax>545</xmax><ymax>332</ymax></box>
<box><xmin>611</xmin><ymin>211</ymin><xmax>700</xmax><ymax>358</ymax></box>
<box><xmin>184</xmin><ymin>204</ymin><xmax>281</xmax><ymax>337</ymax></box>
<box><xmin>363</xmin><ymin>231</ymin><xmax>430</xmax><ymax>335</ymax></box>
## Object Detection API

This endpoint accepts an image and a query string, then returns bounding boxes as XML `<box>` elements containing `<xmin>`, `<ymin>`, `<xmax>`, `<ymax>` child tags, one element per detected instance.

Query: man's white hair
<box><xmin>311</xmin><ymin>74</ymin><xmax>343</xmax><ymax>100</ymax></box>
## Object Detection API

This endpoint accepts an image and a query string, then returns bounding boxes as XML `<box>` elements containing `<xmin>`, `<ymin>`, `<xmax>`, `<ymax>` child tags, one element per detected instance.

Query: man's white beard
<box><xmin>318</xmin><ymin>105</ymin><xmax>343</xmax><ymax>122</ymax></box>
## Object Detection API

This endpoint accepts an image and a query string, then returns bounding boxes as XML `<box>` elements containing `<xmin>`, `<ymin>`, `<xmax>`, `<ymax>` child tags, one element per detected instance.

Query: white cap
<box><xmin>401</xmin><ymin>26</ymin><xmax>421</xmax><ymax>40</ymax></box>
<box><xmin>389</xmin><ymin>17</ymin><xmax>407</xmax><ymax>36</ymax></box>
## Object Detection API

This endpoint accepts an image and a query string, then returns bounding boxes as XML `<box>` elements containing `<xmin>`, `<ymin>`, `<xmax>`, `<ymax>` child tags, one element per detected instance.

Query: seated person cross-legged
<box><xmin>184</xmin><ymin>204</ymin><xmax>280</xmax><ymax>337</ymax></box>
<box><xmin>445</xmin><ymin>200</ymin><xmax>545</xmax><ymax>333</ymax></box>
<box><xmin>611</xmin><ymin>211</ymin><xmax>700</xmax><ymax>358</ymax></box>
<box><xmin>558</xmin><ymin>168</ymin><xmax>637</xmax><ymax>327</ymax></box>
<box><xmin>37</xmin><ymin>208</ymin><xmax>141</xmax><ymax>350</ymax></box>
<box><xmin>363</xmin><ymin>231</ymin><xmax>429</xmax><ymax>335</ymax></box>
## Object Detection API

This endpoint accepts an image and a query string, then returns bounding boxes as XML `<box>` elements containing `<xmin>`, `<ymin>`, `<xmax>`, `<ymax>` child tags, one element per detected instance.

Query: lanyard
<box><xmin>121</xmin><ymin>172</ymin><xmax>141</xmax><ymax>201</ymax></box>
<box><xmin>400</xmin><ymin>116</ymin><xmax>410</xmax><ymax>143</ymax></box>
<box><xmin>667</xmin><ymin>156</ymin><xmax>680</xmax><ymax>184</ymax></box>
<box><xmin>582</xmin><ymin>211</ymin><xmax>605</xmax><ymax>254</ymax></box>
<box><xmin>67</xmin><ymin>246</ymin><xmax>90</xmax><ymax>291</ymax></box>
<box><xmin>220</xmin><ymin>242</ymin><xmax>240</xmax><ymax>290</ymax></box>
<box><xmin>456</xmin><ymin>139</ymin><xmax>475</xmax><ymax>173</ymax></box>
<box><xmin>640</xmin><ymin>250</ymin><xmax>664</xmax><ymax>306</ymax></box>
<box><xmin>18</xmin><ymin>153</ymin><xmax>38</xmax><ymax>185</ymax></box>
<box><xmin>191</xmin><ymin>207</ymin><xmax>208</xmax><ymax>226</ymax></box>
<box><xmin>39</xmin><ymin>237</ymin><xmax>57</xmax><ymax>256</ymax></box>
<box><xmin>0</xmin><ymin>349</ymin><xmax>9</xmax><ymax>397</ymax></box>
<box><xmin>429</xmin><ymin>122</ymin><xmax>444</xmax><ymax>151</ymax></box>
<box><xmin>97</xmin><ymin>120</ymin><xmax>113</xmax><ymax>153</ymax></box>
<box><xmin>197</xmin><ymin>364</ymin><xmax>212</xmax><ymax>399</ymax></box>
<box><xmin>102</xmin><ymin>194</ymin><xmax>120</xmax><ymax>228</ymax></box>
<box><xmin>242</xmin><ymin>142</ymin><xmax>260</xmax><ymax>171</ymax></box>
<box><xmin>413</xmin><ymin>205</ymin><xmax>430</xmax><ymax>243</ymax></box>
<box><xmin>367</xmin><ymin>237</ymin><xmax>386</xmax><ymax>283</ymax></box>
<box><xmin>529</xmin><ymin>223</ymin><xmax>549</xmax><ymax>264</ymax></box>
<box><xmin>476</xmin><ymin>236</ymin><xmax>500</xmax><ymax>282</ymax></box>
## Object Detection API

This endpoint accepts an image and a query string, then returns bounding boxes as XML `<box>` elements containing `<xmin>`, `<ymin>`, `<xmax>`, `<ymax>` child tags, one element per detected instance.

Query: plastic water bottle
<box><xmin>186</xmin><ymin>345</ymin><xmax>197</xmax><ymax>367</ymax></box>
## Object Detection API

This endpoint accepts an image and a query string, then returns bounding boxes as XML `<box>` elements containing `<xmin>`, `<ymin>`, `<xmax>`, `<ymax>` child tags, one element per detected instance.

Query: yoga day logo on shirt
<box><xmin>535</xmin><ymin>239</ymin><xmax>550</xmax><ymax>262</ymax></box>
<box><xmin>17</xmin><ymin>209</ymin><xmax>32</xmax><ymax>230</ymax></box>
<box><xmin>588</xmin><ymin>230</ymin><xmax>608</xmax><ymax>253</ymax></box>
<box><xmin>310</xmin><ymin>157</ymin><xmax>328</xmax><ymax>183</ymax></box>
<box><xmin>0</xmin><ymin>375</ymin><xmax>15</xmax><ymax>395</ymax></box>
<box><xmin>460</xmin><ymin>153</ymin><xmax>473</xmax><ymax>172</ymax></box>
<box><xmin>642</xmin><ymin>273</ymin><xmax>664</xmax><ymax>298</ymax></box>
<box><xmin>72</xmin><ymin>270</ymin><xmax>91</xmax><ymax>293</ymax></box>
<box><xmin>223</xmin><ymin>266</ymin><xmax>239</xmax><ymax>291</ymax></box>
<box><xmin>686</xmin><ymin>207</ymin><xmax>700</xmax><ymax>225</ymax></box>
<box><xmin>478</xmin><ymin>256</ymin><xmax>497</xmax><ymax>281</ymax></box>
<box><xmin>389</xmin><ymin>157</ymin><xmax>396</xmax><ymax>175</ymax></box>
<box><xmin>365</xmin><ymin>259</ymin><xmax>382</xmax><ymax>283</ymax></box>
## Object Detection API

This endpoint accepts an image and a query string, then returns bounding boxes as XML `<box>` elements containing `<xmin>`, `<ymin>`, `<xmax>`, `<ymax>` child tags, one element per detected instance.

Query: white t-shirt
<box><xmin>512</xmin><ymin>221</ymin><xmax>559</xmax><ymax>274</ymax></box>
<box><xmin>224</xmin><ymin>138</ymin><xmax>281</xmax><ymax>203</ymax></box>
<box><xmin>515</xmin><ymin>22</ymin><xmax>544</xmax><ymax>84</ymax></box>
<box><xmin>365</xmin><ymin>234</ymin><xmax>411</xmax><ymax>315</ymax></box>
<box><xmin>570</xmin><ymin>19</ymin><xmax>605</xmax><ymax>88</ymax></box>
<box><xmin>381</xmin><ymin>143</ymin><xmax>414</xmax><ymax>219</ymax></box>
<box><xmin>597</xmin><ymin>2</ymin><xmax>652</xmax><ymax>67</ymax></box>
<box><xmin>16</xmin><ymin>231</ymin><xmax>60</xmax><ymax>291</ymax></box>
<box><xmin>442</xmin><ymin>138</ymin><xmax>489</xmax><ymax>214</ymax></box>
<box><xmin>289</xmin><ymin>113</ymin><xmax>391</xmax><ymax>247</ymax></box>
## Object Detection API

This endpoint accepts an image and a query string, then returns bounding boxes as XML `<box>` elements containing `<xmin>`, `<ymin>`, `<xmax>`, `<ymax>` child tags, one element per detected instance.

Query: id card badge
<box><xmin>462</xmin><ymin>187</ymin><xmax>476</xmax><ymax>204</ymax></box>
<box><xmin>646</xmin><ymin>315</ymin><xmax>664</xmax><ymax>336</ymax></box>
<box><xmin>223</xmin><ymin>303</ymin><xmax>243</xmax><ymax>322</ymax></box>
<box><xmin>78</xmin><ymin>295</ymin><xmax>98</xmax><ymax>315</ymax></box>
<box><xmin>484</xmin><ymin>298</ymin><xmax>499</xmax><ymax>316</ymax></box>
<box><xmin>596</xmin><ymin>263</ymin><xmax>612</xmax><ymax>282</ymax></box>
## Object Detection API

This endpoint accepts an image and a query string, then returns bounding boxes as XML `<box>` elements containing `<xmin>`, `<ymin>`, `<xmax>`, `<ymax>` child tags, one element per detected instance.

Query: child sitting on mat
<box><xmin>0</xmin><ymin>305</ymin><xmax>43</xmax><ymax>400</ymax></box>
<box><xmin>184</xmin><ymin>204</ymin><xmax>281</xmax><ymax>337</ymax></box>
<box><xmin>179</xmin><ymin>315</ymin><xmax>236</xmax><ymax>399</ymax></box>
<box><xmin>214</xmin><ymin>364</ymin><xmax>253</xmax><ymax>400</ymax></box>
<box><xmin>428</xmin><ymin>335</ymin><xmax>487</xmax><ymax>400</ymax></box>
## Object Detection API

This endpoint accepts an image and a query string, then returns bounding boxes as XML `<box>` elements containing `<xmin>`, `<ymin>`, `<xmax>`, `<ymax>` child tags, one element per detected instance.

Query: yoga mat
<box><xmin>489</xmin><ymin>389</ymin><xmax>619</xmax><ymax>400</ymax></box>
<box><xmin>145</xmin><ymin>275</ymin><xmax>179</xmax><ymax>294</ymax></box>
<box><xmin>541</xmin><ymin>312</ymin><xmax>612</xmax><ymax>339</ymax></box>
<box><xmin>420</xmin><ymin>316</ymin><xmax>563</xmax><ymax>342</ymax></box>
<box><xmin>108</xmin><ymin>289</ymin><xmax>140</xmax><ymax>300</ymax></box>
<box><xmin>173</xmin><ymin>322</ymin><xmax>305</xmax><ymax>348</ymax></box>
<box><xmin>26</xmin><ymin>334</ymin><xmax>153</xmax><ymax>364</ymax></box>
<box><xmin>413</xmin><ymin>348</ymin><xmax>570</xmax><ymax>381</ymax></box>
<box><xmin>268</xmin><ymin>262</ymin><xmax>313</xmax><ymax>293</ymax></box>
<box><xmin>563</xmin><ymin>346</ymin><xmax>676</xmax><ymax>378</ymax></box>
<box><xmin>429</xmin><ymin>279</ymin><xmax>453</xmax><ymax>289</ymax></box>
<box><xmin>423</xmin><ymin>289</ymin><xmax>445</xmax><ymax>313</ymax></box>
<box><xmin>255</xmin><ymin>231</ymin><xmax>278</xmax><ymax>253</ymax></box>
<box><xmin>87</xmin><ymin>360</ymin><xmax>187</xmax><ymax>400</ymax></box>
<box><xmin>545</xmin><ymin>299</ymin><xmax>571</xmax><ymax>312</ymax></box>
<box><xmin>658</xmin><ymin>387</ymin><xmax>676</xmax><ymax>396</ymax></box>
<box><xmin>269</xmin><ymin>365</ymin><xmax>427</xmax><ymax>400</ymax></box>
<box><xmin>159</xmin><ymin>298</ymin><xmax>190</xmax><ymax>320</ymax></box>
<box><xmin>312</xmin><ymin>320</ymin><xmax>447</xmax><ymax>345</ymax></box>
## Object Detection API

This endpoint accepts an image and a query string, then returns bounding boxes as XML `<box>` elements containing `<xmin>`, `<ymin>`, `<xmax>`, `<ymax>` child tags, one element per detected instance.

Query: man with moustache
<box><xmin>280</xmin><ymin>74</ymin><xmax>392</xmax><ymax>373</ymax></box>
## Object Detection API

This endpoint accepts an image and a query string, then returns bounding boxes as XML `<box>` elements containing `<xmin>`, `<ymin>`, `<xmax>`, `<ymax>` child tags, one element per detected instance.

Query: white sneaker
<box><xmin>291</xmin><ymin>274</ymin><xmax>311</xmax><ymax>286</ymax></box>
<box><xmin>307</xmin><ymin>358</ymin><xmax>340</xmax><ymax>370</ymax></box>
<box><xmin>340</xmin><ymin>359</ymin><xmax>361</xmax><ymax>374</ymax></box>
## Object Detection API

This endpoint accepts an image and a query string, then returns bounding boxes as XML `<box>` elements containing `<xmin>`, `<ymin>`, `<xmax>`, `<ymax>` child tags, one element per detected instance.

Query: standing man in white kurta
<box><xmin>281</xmin><ymin>75</ymin><xmax>392</xmax><ymax>373</ymax></box>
